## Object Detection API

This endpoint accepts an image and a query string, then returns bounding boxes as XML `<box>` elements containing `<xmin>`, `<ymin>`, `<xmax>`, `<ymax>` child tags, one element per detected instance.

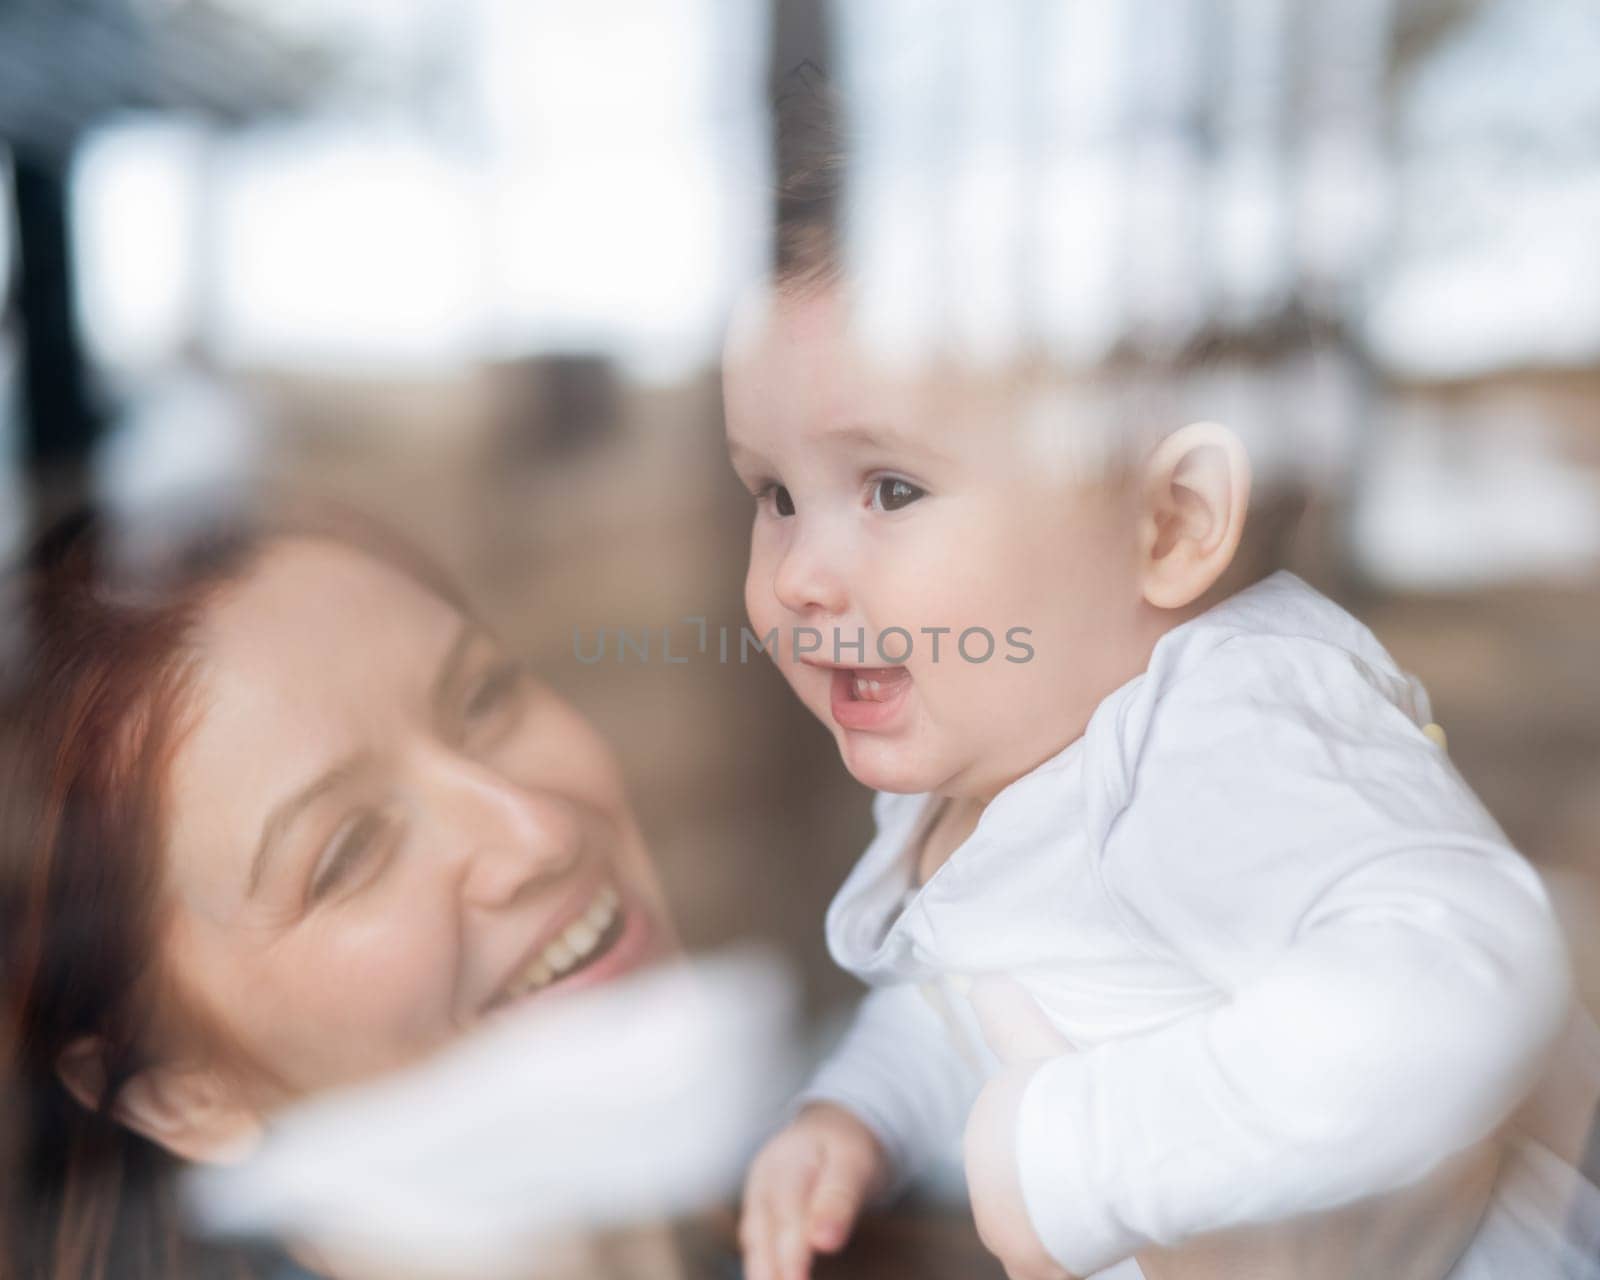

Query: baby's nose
<box><xmin>772</xmin><ymin>525</ymin><xmax>849</xmax><ymax>617</ymax></box>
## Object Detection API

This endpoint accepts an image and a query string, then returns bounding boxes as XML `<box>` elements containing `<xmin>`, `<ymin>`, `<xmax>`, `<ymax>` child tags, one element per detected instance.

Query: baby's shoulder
<box><xmin>1084</xmin><ymin>574</ymin><xmax>1439</xmax><ymax>810</ymax></box>
<box><xmin>1145</xmin><ymin>572</ymin><xmax>1424</xmax><ymax>723</ymax></box>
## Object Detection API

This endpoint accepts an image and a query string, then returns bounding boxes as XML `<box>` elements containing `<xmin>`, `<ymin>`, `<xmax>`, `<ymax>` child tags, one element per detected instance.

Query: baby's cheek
<box><xmin>743</xmin><ymin>566</ymin><xmax>803</xmax><ymax>677</ymax></box>
<box><xmin>743</xmin><ymin>552</ymin><xmax>779</xmax><ymax>631</ymax></box>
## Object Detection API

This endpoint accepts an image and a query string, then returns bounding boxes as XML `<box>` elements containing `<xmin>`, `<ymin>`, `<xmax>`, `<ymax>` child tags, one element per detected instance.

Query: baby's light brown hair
<box><xmin>763</xmin><ymin>67</ymin><xmax>1310</xmax><ymax>590</ymax></box>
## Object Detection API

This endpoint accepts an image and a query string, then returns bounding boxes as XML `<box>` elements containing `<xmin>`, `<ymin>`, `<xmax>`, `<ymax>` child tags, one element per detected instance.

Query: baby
<box><xmin>724</xmin><ymin>283</ymin><xmax>1597</xmax><ymax>1280</ymax></box>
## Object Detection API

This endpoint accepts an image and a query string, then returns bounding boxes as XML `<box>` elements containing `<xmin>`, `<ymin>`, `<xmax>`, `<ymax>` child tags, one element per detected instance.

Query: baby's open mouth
<box><xmin>497</xmin><ymin>885</ymin><xmax>627</xmax><ymax>1004</ymax></box>
<box><xmin>842</xmin><ymin>666</ymin><xmax>912</xmax><ymax>702</ymax></box>
<box><xmin>828</xmin><ymin>665</ymin><xmax>914</xmax><ymax>732</ymax></box>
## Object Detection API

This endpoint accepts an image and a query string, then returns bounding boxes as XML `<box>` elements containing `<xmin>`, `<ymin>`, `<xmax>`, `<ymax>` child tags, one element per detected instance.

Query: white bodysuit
<box><xmin>802</xmin><ymin>572</ymin><xmax>1600</xmax><ymax>1277</ymax></box>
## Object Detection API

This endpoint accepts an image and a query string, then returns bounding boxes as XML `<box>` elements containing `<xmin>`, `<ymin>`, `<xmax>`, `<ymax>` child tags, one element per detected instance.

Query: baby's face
<box><xmin>724</xmin><ymin>288</ymin><xmax>1157</xmax><ymax>800</ymax></box>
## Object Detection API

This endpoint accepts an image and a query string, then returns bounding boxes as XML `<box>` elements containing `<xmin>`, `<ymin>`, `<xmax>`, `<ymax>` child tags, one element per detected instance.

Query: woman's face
<box><xmin>158</xmin><ymin>538</ymin><xmax>670</xmax><ymax>1101</ymax></box>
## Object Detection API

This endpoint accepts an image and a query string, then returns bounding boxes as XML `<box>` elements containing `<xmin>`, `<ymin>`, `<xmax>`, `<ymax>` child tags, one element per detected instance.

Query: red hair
<box><xmin>0</xmin><ymin>509</ymin><xmax>271</xmax><ymax>1280</ymax></box>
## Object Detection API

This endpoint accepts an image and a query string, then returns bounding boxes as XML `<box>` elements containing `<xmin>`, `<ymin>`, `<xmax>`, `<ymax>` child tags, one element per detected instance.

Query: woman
<box><xmin>0</xmin><ymin>506</ymin><xmax>680</xmax><ymax>1279</ymax></box>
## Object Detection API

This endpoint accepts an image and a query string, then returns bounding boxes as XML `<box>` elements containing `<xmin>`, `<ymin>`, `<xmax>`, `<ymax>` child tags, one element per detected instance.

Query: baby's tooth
<box><xmin>545</xmin><ymin>938</ymin><xmax>577</xmax><ymax>972</ymax></box>
<box><xmin>565</xmin><ymin>918</ymin><xmax>600</xmax><ymax>955</ymax></box>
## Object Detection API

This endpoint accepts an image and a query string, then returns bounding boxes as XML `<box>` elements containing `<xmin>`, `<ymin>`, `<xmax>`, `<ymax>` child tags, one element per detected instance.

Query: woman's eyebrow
<box><xmin>248</xmin><ymin>753</ymin><xmax>369</xmax><ymax>897</ymax></box>
<box><xmin>245</xmin><ymin>624</ymin><xmax>480</xmax><ymax>899</ymax></box>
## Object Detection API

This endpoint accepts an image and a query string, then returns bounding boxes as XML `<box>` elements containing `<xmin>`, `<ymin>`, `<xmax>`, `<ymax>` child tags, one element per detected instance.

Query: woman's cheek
<box><xmin>323</xmin><ymin>905</ymin><xmax>462</xmax><ymax>1046</ymax></box>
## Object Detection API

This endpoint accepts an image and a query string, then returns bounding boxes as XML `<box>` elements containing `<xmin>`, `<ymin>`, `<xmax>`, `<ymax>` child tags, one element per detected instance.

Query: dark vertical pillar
<box><xmin>767</xmin><ymin>0</ymin><xmax>838</xmax><ymax>261</ymax></box>
<box><xmin>12</xmin><ymin>146</ymin><xmax>99</xmax><ymax>509</ymax></box>
<box><xmin>768</xmin><ymin>0</ymin><xmax>831</xmax><ymax>95</ymax></box>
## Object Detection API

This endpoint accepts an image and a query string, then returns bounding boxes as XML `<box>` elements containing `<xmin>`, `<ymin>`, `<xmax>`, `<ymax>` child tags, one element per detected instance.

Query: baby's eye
<box><xmin>761</xmin><ymin>485</ymin><xmax>796</xmax><ymax>517</ymax></box>
<box><xmin>869</xmin><ymin>477</ymin><xmax>926</xmax><ymax>513</ymax></box>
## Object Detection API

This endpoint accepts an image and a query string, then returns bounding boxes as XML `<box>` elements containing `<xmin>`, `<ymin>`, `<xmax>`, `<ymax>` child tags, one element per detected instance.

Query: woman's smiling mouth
<box><xmin>502</xmin><ymin>884</ymin><xmax>624</xmax><ymax>997</ymax></box>
<box><xmin>485</xmin><ymin>881</ymin><xmax>659</xmax><ymax>1018</ymax></box>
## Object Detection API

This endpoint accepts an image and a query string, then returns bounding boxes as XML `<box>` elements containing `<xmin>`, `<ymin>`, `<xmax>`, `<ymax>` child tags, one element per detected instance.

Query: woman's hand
<box><xmin>964</xmin><ymin>1065</ymin><xmax>1079</xmax><ymax>1280</ymax></box>
<box><xmin>739</xmin><ymin>1102</ymin><xmax>889</xmax><ymax>1280</ymax></box>
<box><xmin>963</xmin><ymin>977</ymin><xmax>1080</xmax><ymax>1280</ymax></box>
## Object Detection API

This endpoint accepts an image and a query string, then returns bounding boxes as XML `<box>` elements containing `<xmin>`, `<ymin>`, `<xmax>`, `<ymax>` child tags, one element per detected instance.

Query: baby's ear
<box><xmin>1136</xmin><ymin>421</ymin><xmax>1252</xmax><ymax>611</ymax></box>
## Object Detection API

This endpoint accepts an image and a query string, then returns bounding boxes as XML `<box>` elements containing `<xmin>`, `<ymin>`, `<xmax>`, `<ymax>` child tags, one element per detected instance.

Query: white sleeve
<box><xmin>798</xmin><ymin>982</ymin><xmax>984</xmax><ymax>1188</ymax></box>
<box><xmin>1015</xmin><ymin>635</ymin><xmax>1574</xmax><ymax>1277</ymax></box>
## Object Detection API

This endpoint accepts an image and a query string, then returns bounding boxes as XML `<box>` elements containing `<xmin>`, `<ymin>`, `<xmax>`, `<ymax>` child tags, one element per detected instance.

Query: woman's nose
<box><xmin>772</xmin><ymin>520</ymin><xmax>849</xmax><ymax>618</ymax></box>
<box><xmin>431</xmin><ymin>758</ymin><xmax>584</xmax><ymax>909</ymax></box>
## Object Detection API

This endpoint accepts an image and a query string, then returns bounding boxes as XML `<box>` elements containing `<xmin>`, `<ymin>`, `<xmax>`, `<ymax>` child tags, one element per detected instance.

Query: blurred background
<box><xmin>3</xmin><ymin>0</ymin><xmax>1600</xmax><ymax>1218</ymax></box>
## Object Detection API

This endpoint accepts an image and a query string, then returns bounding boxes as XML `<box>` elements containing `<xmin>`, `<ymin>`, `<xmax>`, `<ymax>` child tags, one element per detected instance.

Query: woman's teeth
<box><xmin>505</xmin><ymin>886</ymin><xmax>622</xmax><ymax>998</ymax></box>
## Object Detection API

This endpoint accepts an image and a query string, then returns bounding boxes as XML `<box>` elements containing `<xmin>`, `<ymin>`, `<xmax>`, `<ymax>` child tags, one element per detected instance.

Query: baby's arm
<box><xmin>741</xmin><ymin>981</ymin><xmax>982</xmax><ymax>1280</ymax></box>
<box><xmin>1007</xmin><ymin>636</ymin><xmax>1572</xmax><ymax>1277</ymax></box>
<box><xmin>800</xmin><ymin>980</ymin><xmax>984</xmax><ymax>1178</ymax></box>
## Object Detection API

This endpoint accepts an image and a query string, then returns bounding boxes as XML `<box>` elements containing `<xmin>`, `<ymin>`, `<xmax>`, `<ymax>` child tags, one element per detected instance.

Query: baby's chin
<box><xmin>834</xmin><ymin>731</ymin><xmax>949</xmax><ymax>796</ymax></box>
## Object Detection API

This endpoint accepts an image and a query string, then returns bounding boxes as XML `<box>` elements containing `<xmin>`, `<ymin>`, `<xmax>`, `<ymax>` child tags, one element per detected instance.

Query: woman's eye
<box><xmin>463</xmin><ymin>662</ymin><xmax>522</xmax><ymax>726</ymax></box>
<box><xmin>764</xmin><ymin>485</ymin><xmax>795</xmax><ymax>517</ymax></box>
<box><xmin>869</xmin><ymin>477</ymin><xmax>926</xmax><ymax>512</ymax></box>
<box><xmin>459</xmin><ymin>661</ymin><xmax>533</xmax><ymax>741</ymax></box>
<box><xmin>309</xmin><ymin>809</ymin><xmax>394</xmax><ymax>904</ymax></box>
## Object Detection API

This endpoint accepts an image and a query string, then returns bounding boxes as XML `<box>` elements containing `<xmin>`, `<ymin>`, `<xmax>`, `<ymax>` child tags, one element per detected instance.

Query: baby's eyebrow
<box><xmin>824</xmin><ymin>424</ymin><xmax>892</xmax><ymax>449</ymax></box>
<box><xmin>823</xmin><ymin>422</ymin><xmax>953</xmax><ymax>464</ymax></box>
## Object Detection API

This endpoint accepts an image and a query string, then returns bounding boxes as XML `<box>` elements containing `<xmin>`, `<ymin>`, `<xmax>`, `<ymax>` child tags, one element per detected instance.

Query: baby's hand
<box><xmin>739</xmin><ymin>1102</ymin><xmax>888</xmax><ymax>1280</ymax></box>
